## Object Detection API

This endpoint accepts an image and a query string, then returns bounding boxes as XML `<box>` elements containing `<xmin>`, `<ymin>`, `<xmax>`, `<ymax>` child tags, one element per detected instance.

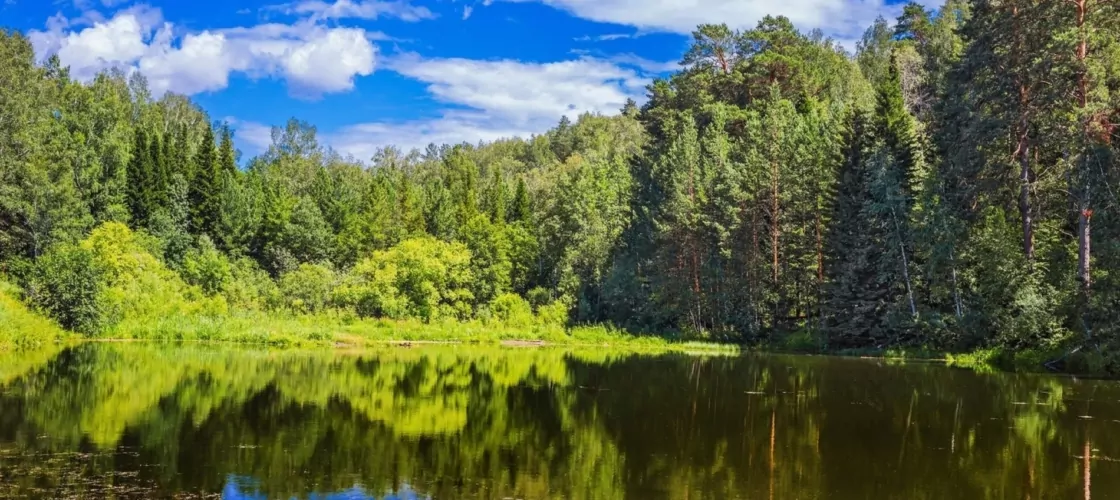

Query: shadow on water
<box><xmin>1</xmin><ymin>345</ymin><xmax>1119</xmax><ymax>499</ymax></box>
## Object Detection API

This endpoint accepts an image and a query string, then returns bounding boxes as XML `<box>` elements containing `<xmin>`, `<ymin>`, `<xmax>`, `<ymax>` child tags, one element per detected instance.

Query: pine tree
<box><xmin>189</xmin><ymin>123</ymin><xmax>218</xmax><ymax>236</ymax></box>
<box><xmin>874</xmin><ymin>52</ymin><xmax>923</xmax><ymax>325</ymax></box>
<box><xmin>511</xmin><ymin>178</ymin><xmax>531</xmax><ymax>223</ymax></box>
<box><xmin>126</xmin><ymin>130</ymin><xmax>153</xmax><ymax>225</ymax></box>
<box><xmin>488</xmin><ymin>168</ymin><xmax>509</xmax><ymax>224</ymax></box>
<box><xmin>150</xmin><ymin>132</ymin><xmax>168</xmax><ymax>207</ymax></box>
<box><xmin>218</xmin><ymin>124</ymin><xmax>236</xmax><ymax>176</ymax></box>
<box><xmin>877</xmin><ymin>52</ymin><xmax>923</xmax><ymax>205</ymax></box>
<box><xmin>824</xmin><ymin>110</ymin><xmax>880</xmax><ymax>346</ymax></box>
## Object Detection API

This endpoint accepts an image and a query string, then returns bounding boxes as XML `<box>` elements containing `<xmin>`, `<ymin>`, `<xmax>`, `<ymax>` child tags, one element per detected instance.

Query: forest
<box><xmin>1</xmin><ymin>1</ymin><xmax>1119</xmax><ymax>367</ymax></box>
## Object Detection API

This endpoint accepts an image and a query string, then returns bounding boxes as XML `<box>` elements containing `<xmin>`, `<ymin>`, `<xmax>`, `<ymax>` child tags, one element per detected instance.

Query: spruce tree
<box><xmin>189</xmin><ymin>123</ymin><xmax>218</xmax><ymax>236</ymax></box>
<box><xmin>151</xmin><ymin>132</ymin><xmax>168</xmax><ymax>207</ymax></box>
<box><xmin>824</xmin><ymin>110</ymin><xmax>882</xmax><ymax>346</ymax></box>
<box><xmin>511</xmin><ymin>178</ymin><xmax>531</xmax><ymax>223</ymax></box>
<box><xmin>488</xmin><ymin>169</ymin><xmax>509</xmax><ymax>224</ymax></box>
<box><xmin>218</xmin><ymin>124</ymin><xmax>237</xmax><ymax>176</ymax></box>
<box><xmin>877</xmin><ymin>52</ymin><xmax>924</xmax><ymax>205</ymax></box>
<box><xmin>126</xmin><ymin>130</ymin><xmax>152</xmax><ymax>225</ymax></box>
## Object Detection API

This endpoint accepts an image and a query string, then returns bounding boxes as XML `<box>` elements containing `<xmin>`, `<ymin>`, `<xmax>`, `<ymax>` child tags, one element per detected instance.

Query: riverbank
<box><xmin>3</xmin><ymin>281</ymin><xmax>1109</xmax><ymax>373</ymax></box>
<box><xmin>0</xmin><ymin>286</ymin><xmax>736</xmax><ymax>354</ymax></box>
<box><xmin>104</xmin><ymin>311</ymin><xmax>741</xmax><ymax>353</ymax></box>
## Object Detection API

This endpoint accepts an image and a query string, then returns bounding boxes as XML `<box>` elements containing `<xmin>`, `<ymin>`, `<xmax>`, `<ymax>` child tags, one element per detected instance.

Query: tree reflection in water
<box><xmin>0</xmin><ymin>345</ymin><xmax>1118</xmax><ymax>499</ymax></box>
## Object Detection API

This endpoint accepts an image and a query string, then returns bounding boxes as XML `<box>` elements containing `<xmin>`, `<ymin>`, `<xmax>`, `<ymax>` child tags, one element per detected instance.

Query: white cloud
<box><xmin>462</xmin><ymin>5</ymin><xmax>473</xmax><ymax>20</ymax></box>
<box><xmin>318</xmin><ymin>55</ymin><xmax>651</xmax><ymax>158</ymax></box>
<box><xmin>226</xmin><ymin>118</ymin><xmax>277</xmax><ymax>155</ymax></box>
<box><xmin>271</xmin><ymin>0</ymin><xmax>436</xmax><ymax>22</ymax></box>
<box><xmin>605</xmin><ymin>53</ymin><xmax>678</xmax><ymax>74</ymax></box>
<box><xmin>500</xmin><ymin>0</ymin><xmax>924</xmax><ymax>42</ymax></box>
<box><xmin>574</xmin><ymin>33</ymin><xmax>636</xmax><ymax>42</ymax></box>
<box><xmin>29</xmin><ymin>8</ymin><xmax>378</xmax><ymax>98</ymax></box>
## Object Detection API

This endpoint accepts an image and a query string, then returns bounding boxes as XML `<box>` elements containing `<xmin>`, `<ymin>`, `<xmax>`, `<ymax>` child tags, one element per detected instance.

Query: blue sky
<box><xmin>1</xmin><ymin>0</ymin><xmax>926</xmax><ymax>161</ymax></box>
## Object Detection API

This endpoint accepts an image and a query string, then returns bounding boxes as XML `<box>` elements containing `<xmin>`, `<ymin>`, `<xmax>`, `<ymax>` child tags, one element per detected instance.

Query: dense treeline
<box><xmin>1</xmin><ymin>1</ymin><xmax>1119</xmax><ymax>360</ymax></box>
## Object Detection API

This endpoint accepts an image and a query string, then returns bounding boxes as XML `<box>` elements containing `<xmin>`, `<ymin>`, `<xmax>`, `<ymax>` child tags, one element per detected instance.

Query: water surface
<box><xmin>0</xmin><ymin>344</ymin><xmax>1118</xmax><ymax>499</ymax></box>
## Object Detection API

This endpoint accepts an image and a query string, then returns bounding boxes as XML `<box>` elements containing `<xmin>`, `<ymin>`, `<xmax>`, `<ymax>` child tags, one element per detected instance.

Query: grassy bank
<box><xmin>4</xmin><ymin>276</ymin><xmax>1109</xmax><ymax>372</ymax></box>
<box><xmin>0</xmin><ymin>281</ymin><xmax>72</xmax><ymax>351</ymax></box>
<box><xmin>82</xmin><ymin>309</ymin><xmax>735</xmax><ymax>353</ymax></box>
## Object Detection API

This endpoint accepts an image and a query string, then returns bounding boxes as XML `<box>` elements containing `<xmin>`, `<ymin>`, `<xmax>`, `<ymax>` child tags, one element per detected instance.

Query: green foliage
<box><xmin>25</xmin><ymin>244</ymin><xmax>107</xmax><ymax>334</ymax></box>
<box><xmin>2</xmin><ymin>6</ymin><xmax>1120</xmax><ymax>367</ymax></box>
<box><xmin>461</xmin><ymin>214</ymin><xmax>512</xmax><ymax>305</ymax></box>
<box><xmin>490</xmin><ymin>293</ymin><xmax>533</xmax><ymax>327</ymax></box>
<box><xmin>0</xmin><ymin>281</ymin><xmax>67</xmax><ymax>349</ymax></box>
<box><xmin>181</xmin><ymin>236</ymin><xmax>233</xmax><ymax>296</ymax></box>
<box><xmin>336</xmin><ymin>237</ymin><xmax>474</xmax><ymax>322</ymax></box>
<box><xmin>279</xmin><ymin>263</ymin><xmax>336</xmax><ymax>314</ymax></box>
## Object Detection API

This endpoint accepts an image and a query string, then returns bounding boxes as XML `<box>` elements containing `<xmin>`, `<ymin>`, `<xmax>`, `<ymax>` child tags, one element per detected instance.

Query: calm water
<box><xmin>0</xmin><ymin>344</ymin><xmax>1118</xmax><ymax>499</ymax></box>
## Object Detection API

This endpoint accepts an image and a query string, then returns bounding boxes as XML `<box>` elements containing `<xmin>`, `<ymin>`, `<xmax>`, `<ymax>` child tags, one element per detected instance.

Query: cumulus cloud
<box><xmin>500</xmin><ymin>0</ymin><xmax>938</xmax><ymax>42</ymax></box>
<box><xmin>318</xmin><ymin>55</ymin><xmax>651</xmax><ymax>158</ymax></box>
<box><xmin>28</xmin><ymin>8</ymin><xmax>378</xmax><ymax>97</ymax></box>
<box><xmin>270</xmin><ymin>0</ymin><xmax>436</xmax><ymax>22</ymax></box>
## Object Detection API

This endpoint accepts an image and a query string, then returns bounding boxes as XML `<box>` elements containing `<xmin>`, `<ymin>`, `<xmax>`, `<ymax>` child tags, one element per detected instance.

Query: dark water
<box><xmin>1</xmin><ymin>345</ymin><xmax>1119</xmax><ymax>499</ymax></box>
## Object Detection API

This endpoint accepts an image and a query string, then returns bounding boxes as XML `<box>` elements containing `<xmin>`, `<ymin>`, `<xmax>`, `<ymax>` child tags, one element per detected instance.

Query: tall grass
<box><xmin>99</xmin><ymin>309</ymin><xmax>740</xmax><ymax>353</ymax></box>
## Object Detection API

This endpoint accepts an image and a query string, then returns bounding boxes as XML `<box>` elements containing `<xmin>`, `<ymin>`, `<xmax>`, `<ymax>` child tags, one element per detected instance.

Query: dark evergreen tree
<box><xmin>189</xmin><ymin>123</ymin><xmax>218</xmax><ymax>236</ymax></box>
<box><xmin>511</xmin><ymin>178</ymin><xmax>531</xmax><ymax>224</ymax></box>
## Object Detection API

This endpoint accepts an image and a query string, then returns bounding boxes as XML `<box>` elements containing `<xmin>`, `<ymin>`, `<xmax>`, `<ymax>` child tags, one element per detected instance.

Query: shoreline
<box><xmin>2</xmin><ymin>285</ymin><xmax>1104</xmax><ymax>375</ymax></box>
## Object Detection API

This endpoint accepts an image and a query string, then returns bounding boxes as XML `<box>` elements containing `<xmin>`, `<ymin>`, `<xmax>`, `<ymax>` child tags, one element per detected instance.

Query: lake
<box><xmin>0</xmin><ymin>344</ymin><xmax>1117</xmax><ymax>499</ymax></box>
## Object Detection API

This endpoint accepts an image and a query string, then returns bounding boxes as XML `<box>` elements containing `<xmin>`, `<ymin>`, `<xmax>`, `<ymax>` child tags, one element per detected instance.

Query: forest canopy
<box><xmin>1</xmin><ymin>0</ymin><xmax>1118</xmax><ymax>361</ymax></box>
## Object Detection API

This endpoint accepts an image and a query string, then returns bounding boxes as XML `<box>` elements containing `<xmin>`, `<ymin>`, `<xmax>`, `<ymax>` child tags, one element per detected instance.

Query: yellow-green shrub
<box><xmin>279</xmin><ymin>263</ymin><xmax>336</xmax><ymax>314</ymax></box>
<box><xmin>334</xmin><ymin>237</ymin><xmax>475</xmax><ymax>322</ymax></box>
<box><xmin>490</xmin><ymin>293</ymin><xmax>533</xmax><ymax>327</ymax></box>
<box><xmin>80</xmin><ymin>222</ymin><xmax>197</xmax><ymax>321</ymax></box>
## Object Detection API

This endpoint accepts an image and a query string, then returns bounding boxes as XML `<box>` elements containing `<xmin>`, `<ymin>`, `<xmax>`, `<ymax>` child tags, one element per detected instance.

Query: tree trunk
<box><xmin>1013</xmin><ymin>1</ymin><xmax>1035</xmax><ymax>262</ymax></box>
<box><xmin>1078</xmin><ymin>205</ymin><xmax>1092</xmax><ymax>292</ymax></box>
<box><xmin>771</xmin><ymin>159</ymin><xmax>781</xmax><ymax>331</ymax></box>
<box><xmin>816</xmin><ymin>210</ymin><xmax>825</xmax><ymax>331</ymax></box>
<box><xmin>950</xmin><ymin>247</ymin><xmax>963</xmax><ymax>320</ymax></box>
<box><xmin>771</xmin><ymin>170</ymin><xmax>780</xmax><ymax>285</ymax></box>
<box><xmin>891</xmin><ymin>207</ymin><xmax>918</xmax><ymax>319</ymax></box>
<box><xmin>1019</xmin><ymin>139</ymin><xmax>1034</xmax><ymax>261</ymax></box>
<box><xmin>1071</xmin><ymin>0</ymin><xmax>1093</xmax><ymax>337</ymax></box>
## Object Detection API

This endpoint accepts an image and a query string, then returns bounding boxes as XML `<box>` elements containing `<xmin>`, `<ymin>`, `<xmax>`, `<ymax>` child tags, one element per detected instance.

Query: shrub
<box><xmin>80</xmin><ymin>222</ymin><xmax>194</xmax><ymax>320</ymax></box>
<box><xmin>333</xmin><ymin>260</ymin><xmax>407</xmax><ymax>319</ymax></box>
<box><xmin>337</xmin><ymin>237</ymin><xmax>474</xmax><ymax>322</ymax></box>
<box><xmin>526</xmin><ymin>287</ymin><xmax>552</xmax><ymax>310</ymax></box>
<box><xmin>181</xmin><ymin>236</ymin><xmax>233</xmax><ymax>297</ymax></box>
<box><xmin>536</xmin><ymin>297</ymin><xmax>571</xmax><ymax>328</ymax></box>
<box><xmin>490</xmin><ymin>293</ymin><xmax>533</xmax><ymax>327</ymax></box>
<box><xmin>26</xmin><ymin>244</ymin><xmax>108</xmax><ymax>335</ymax></box>
<box><xmin>279</xmin><ymin>263</ymin><xmax>336</xmax><ymax>314</ymax></box>
<box><xmin>225</xmin><ymin>258</ymin><xmax>279</xmax><ymax>311</ymax></box>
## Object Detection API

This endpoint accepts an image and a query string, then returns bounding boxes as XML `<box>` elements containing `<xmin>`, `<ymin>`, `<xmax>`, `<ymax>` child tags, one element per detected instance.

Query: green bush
<box><xmin>526</xmin><ymin>287</ymin><xmax>552</xmax><ymax>310</ymax></box>
<box><xmin>336</xmin><ymin>237</ymin><xmax>474</xmax><ymax>322</ymax></box>
<box><xmin>536</xmin><ymin>297</ymin><xmax>571</xmax><ymax>328</ymax></box>
<box><xmin>490</xmin><ymin>293</ymin><xmax>533</xmax><ymax>327</ymax></box>
<box><xmin>80</xmin><ymin>222</ymin><xmax>199</xmax><ymax>321</ymax></box>
<box><xmin>225</xmin><ymin>258</ymin><xmax>279</xmax><ymax>311</ymax></box>
<box><xmin>333</xmin><ymin>258</ymin><xmax>408</xmax><ymax>319</ymax></box>
<box><xmin>181</xmin><ymin>236</ymin><xmax>233</xmax><ymax>296</ymax></box>
<box><xmin>0</xmin><ymin>281</ymin><xmax>67</xmax><ymax>349</ymax></box>
<box><xmin>279</xmin><ymin>263</ymin><xmax>336</xmax><ymax>314</ymax></box>
<box><xmin>26</xmin><ymin>244</ymin><xmax>108</xmax><ymax>335</ymax></box>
